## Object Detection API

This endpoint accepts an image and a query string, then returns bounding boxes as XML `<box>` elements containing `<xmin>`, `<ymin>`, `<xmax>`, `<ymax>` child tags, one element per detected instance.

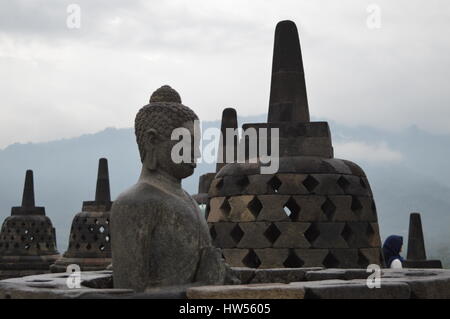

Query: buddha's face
<box><xmin>150</xmin><ymin>120</ymin><xmax>200</xmax><ymax>180</ymax></box>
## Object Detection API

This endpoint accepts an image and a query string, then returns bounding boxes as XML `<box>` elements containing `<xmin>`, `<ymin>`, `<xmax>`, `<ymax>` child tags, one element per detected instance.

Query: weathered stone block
<box><xmin>293</xmin><ymin>195</ymin><xmax>328</xmax><ymax>222</ymax></box>
<box><xmin>272</xmin><ymin>222</ymin><xmax>310</xmax><ymax>248</ymax></box>
<box><xmin>357</xmin><ymin>196</ymin><xmax>377</xmax><ymax>222</ymax></box>
<box><xmin>310</xmin><ymin>223</ymin><xmax>348</xmax><ymax>248</ymax></box>
<box><xmin>292</xmin><ymin>280</ymin><xmax>411</xmax><ymax>299</ymax></box>
<box><xmin>294</xmin><ymin>249</ymin><xmax>329</xmax><ymax>267</ymax></box>
<box><xmin>228</xmin><ymin>195</ymin><xmax>257</xmax><ymax>222</ymax></box>
<box><xmin>210</xmin><ymin>222</ymin><xmax>238</xmax><ymax>248</ymax></box>
<box><xmin>276</xmin><ymin>174</ymin><xmax>309</xmax><ymax>194</ymax></box>
<box><xmin>207</xmin><ymin>197</ymin><xmax>229</xmax><ymax>222</ymax></box>
<box><xmin>256</xmin><ymin>195</ymin><xmax>291</xmax><ymax>222</ymax></box>
<box><xmin>368</xmin><ymin>223</ymin><xmax>382</xmax><ymax>247</ymax></box>
<box><xmin>254</xmin><ymin>248</ymin><xmax>290</xmax><ymax>268</ymax></box>
<box><xmin>246</xmin><ymin>175</ymin><xmax>272</xmax><ymax>194</ymax></box>
<box><xmin>313</xmin><ymin>174</ymin><xmax>345</xmax><ymax>195</ymax></box>
<box><xmin>237</xmin><ymin>222</ymin><xmax>272</xmax><ymax>249</ymax></box>
<box><xmin>250</xmin><ymin>267</ymin><xmax>322</xmax><ymax>284</ymax></box>
<box><xmin>221</xmin><ymin>249</ymin><xmax>249</xmax><ymax>267</ymax></box>
<box><xmin>187</xmin><ymin>283</ymin><xmax>305</xmax><ymax>299</ymax></box>
<box><xmin>327</xmin><ymin>249</ymin><xmax>359</xmax><ymax>268</ymax></box>
<box><xmin>326</xmin><ymin>195</ymin><xmax>356</xmax><ymax>221</ymax></box>
<box><xmin>228</xmin><ymin>267</ymin><xmax>256</xmax><ymax>284</ymax></box>
<box><xmin>381</xmin><ymin>269</ymin><xmax>450</xmax><ymax>299</ymax></box>
<box><xmin>342</xmin><ymin>222</ymin><xmax>371</xmax><ymax>248</ymax></box>
<box><xmin>358</xmin><ymin>248</ymin><xmax>383</xmax><ymax>267</ymax></box>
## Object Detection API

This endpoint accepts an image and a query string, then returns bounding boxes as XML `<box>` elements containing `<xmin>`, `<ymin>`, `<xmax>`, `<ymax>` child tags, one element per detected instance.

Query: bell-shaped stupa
<box><xmin>0</xmin><ymin>170</ymin><xmax>59</xmax><ymax>279</ymax></box>
<box><xmin>51</xmin><ymin>158</ymin><xmax>112</xmax><ymax>272</ymax></box>
<box><xmin>207</xmin><ymin>20</ymin><xmax>383</xmax><ymax>269</ymax></box>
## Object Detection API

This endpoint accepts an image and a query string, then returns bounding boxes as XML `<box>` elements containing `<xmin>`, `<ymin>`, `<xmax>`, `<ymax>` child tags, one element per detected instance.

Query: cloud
<box><xmin>334</xmin><ymin>141</ymin><xmax>403</xmax><ymax>163</ymax></box>
<box><xmin>0</xmin><ymin>0</ymin><xmax>450</xmax><ymax>148</ymax></box>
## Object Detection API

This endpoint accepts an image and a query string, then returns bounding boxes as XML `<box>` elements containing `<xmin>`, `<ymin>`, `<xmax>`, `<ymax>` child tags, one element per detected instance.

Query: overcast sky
<box><xmin>0</xmin><ymin>0</ymin><xmax>449</xmax><ymax>148</ymax></box>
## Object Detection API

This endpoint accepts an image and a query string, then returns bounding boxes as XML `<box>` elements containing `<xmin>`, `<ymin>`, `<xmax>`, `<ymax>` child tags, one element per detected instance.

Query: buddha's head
<box><xmin>135</xmin><ymin>85</ymin><xmax>200</xmax><ymax>180</ymax></box>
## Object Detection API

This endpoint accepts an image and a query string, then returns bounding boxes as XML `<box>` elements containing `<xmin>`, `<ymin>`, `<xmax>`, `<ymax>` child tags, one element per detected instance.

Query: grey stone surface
<box><xmin>187</xmin><ymin>283</ymin><xmax>306</xmax><ymax>299</ymax></box>
<box><xmin>0</xmin><ymin>271</ymin><xmax>131</xmax><ymax>299</ymax></box>
<box><xmin>381</xmin><ymin>268</ymin><xmax>450</xmax><ymax>299</ymax></box>
<box><xmin>293</xmin><ymin>280</ymin><xmax>411</xmax><ymax>299</ymax></box>
<box><xmin>250</xmin><ymin>267</ymin><xmax>323</xmax><ymax>284</ymax></box>
<box><xmin>1</xmin><ymin>268</ymin><xmax>448</xmax><ymax>299</ymax></box>
<box><xmin>110</xmin><ymin>86</ymin><xmax>227</xmax><ymax>292</ymax></box>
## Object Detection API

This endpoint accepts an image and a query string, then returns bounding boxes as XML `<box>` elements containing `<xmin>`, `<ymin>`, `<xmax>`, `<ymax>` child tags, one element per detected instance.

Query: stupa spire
<box><xmin>268</xmin><ymin>20</ymin><xmax>310</xmax><ymax>123</ymax></box>
<box><xmin>216</xmin><ymin>108</ymin><xmax>238</xmax><ymax>172</ymax></box>
<box><xmin>407</xmin><ymin>213</ymin><xmax>427</xmax><ymax>260</ymax></box>
<box><xmin>95</xmin><ymin>158</ymin><xmax>111</xmax><ymax>203</ymax></box>
<box><xmin>21</xmin><ymin>170</ymin><xmax>35</xmax><ymax>208</ymax></box>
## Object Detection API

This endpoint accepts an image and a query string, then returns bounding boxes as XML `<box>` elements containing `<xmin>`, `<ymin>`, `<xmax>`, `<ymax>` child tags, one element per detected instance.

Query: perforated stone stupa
<box><xmin>206</xmin><ymin>20</ymin><xmax>383</xmax><ymax>269</ymax></box>
<box><xmin>193</xmin><ymin>108</ymin><xmax>238</xmax><ymax>208</ymax></box>
<box><xmin>51</xmin><ymin>158</ymin><xmax>112</xmax><ymax>272</ymax></box>
<box><xmin>0</xmin><ymin>170</ymin><xmax>59</xmax><ymax>279</ymax></box>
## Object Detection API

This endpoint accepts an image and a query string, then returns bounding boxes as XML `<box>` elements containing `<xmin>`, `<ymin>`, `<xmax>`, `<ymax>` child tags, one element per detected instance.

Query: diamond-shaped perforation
<box><xmin>337</xmin><ymin>176</ymin><xmax>350</xmax><ymax>192</ymax></box>
<box><xmin>357</xmin><ymin>250</ymin><xmax>370</xmax><ymax>267</ymax></box>
<box><xmin>247</xmin><ymin>196</ymin><xmax>263</xmax><ymax>218</ymax></box>
<box><xmin>263</xmin><ymin>223</ymin><xmax>281</xmax><ymax>244</ymax></box>
<box><xmin>220</xmin><ymin>198</ymin><xmax>231</xmax><ymax>217</ymax></box>
<box><xmin>366</xmin><ymin>223</ymin><xmax>375</xmax><ymax>237</ymax></box>
<box><xmin>359</xmin><ymin>178</ymin><xmax>367</xmax><ymax>189</ymax></box>
<box><xmin>304</xmin><ymin>223</ymin><xmax>320</xmax><ymax>244</ymax></box>
<box><xmin>302</xmin><ymin>175</ymin><xmax>319</xmax><ymax>193</ymax></box>
<box><xmin>268</xmin><ymin>175</ymin><xmax>282</xmax><ymax>193</ymax></box>
<box><xmin>283</xmin><ymin>250</ymin><xmax>304</xmax><ymax>268</ymax></box>
<box><xmin>283</xmin><ymin>197</ymin><xmax>301</xmax><ymax>221</ymax></box>
<box><xmin>323</xmin><ymin>252</ymin><xmax>340</xmax><ymax>268</ymax></box>
<box><xmin>242</xmin><ymin>249</ymin><xmax>261</xmax><ymax>268</ymax></box>
<box><xmin>216</xmin><ymin>178</ymin><xmax>224</xmax><ymax>190</ymax></box>
<box><xmin>209</xmin><ymin>225</ymin><xmax>217</xmax><ymax>240</ymax></box>
<box><xmin>351</xmin><ymin>196</ymin><xmax>363</xmax><ymax>216</ymax></box>
<box><xmin>236</xmin><ymin>175</ymin><xmax>250</xmax><ymax>189</ymax></box>
<box><xmin>321</xmin><ymin>197</ymin><xmax>336</xmax><ymax>220</ymax></box>
<box><xmin>230</xmin><ymin>224</ymin><xmax>244</xmax><ymax>244</ymax></box>
<box><xmin>341</xmin><ymin>223</ymin><xmax>353</xmax><ymax>242</ymax></box>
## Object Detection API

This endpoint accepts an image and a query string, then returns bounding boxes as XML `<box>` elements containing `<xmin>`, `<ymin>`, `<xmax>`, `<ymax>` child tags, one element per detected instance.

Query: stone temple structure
<box><xmin>51</xmin><ymin>158</ymin><xmax>112</xmax><ymax>272</ymax></box>
<box><xmin>0</xmin><ymin>170</ymin><xmax>59</xmax><ymax>279</ymax></box>
<box><xmin>207</xmin><ymin>20</ymin><xmax>383</xmax><ymax>269</ymax></box>
<box><xmin>193</xmin><ymin>108</ymin><xmax>238</xmax><ymax>209</ymax></box>
<box><xmin>403</xmin><ymin>212</ymin><xmax>442</xmax><ymax>269</ymax></box>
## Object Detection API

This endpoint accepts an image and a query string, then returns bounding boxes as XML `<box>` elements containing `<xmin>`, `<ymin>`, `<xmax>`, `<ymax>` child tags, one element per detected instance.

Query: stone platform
<box><xmin>0</xmin><ymin>267</ymin><xmax>448</xmax><ymax>299</ymax></box>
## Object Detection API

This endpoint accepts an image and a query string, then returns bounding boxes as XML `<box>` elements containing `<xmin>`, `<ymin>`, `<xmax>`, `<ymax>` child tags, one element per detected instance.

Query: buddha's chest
<box><xmin>155</xmin><ymin>195</ymin><xmax>210</xmax><ymax>247</ymax></box>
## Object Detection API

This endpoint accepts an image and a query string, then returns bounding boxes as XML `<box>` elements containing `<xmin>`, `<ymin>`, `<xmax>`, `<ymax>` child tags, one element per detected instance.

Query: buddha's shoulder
<box><xmin>113</xmin><ymin>182</ymin><xmax>171</xmax><ymax>207</ymax></box>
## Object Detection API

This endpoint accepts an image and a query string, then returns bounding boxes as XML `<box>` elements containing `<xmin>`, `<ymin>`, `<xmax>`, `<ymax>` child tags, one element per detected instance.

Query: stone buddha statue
<box><xmin>110</xmin><ymin>85</ymin><xmax>228</xmax><ymax>292</ymax></box>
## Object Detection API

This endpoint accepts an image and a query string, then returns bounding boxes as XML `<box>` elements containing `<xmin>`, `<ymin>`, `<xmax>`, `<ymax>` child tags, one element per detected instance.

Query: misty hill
<box><xmin>0</xmin><ymin>114</ymin><xmax>448</xmax><ymax>267</ymax></box>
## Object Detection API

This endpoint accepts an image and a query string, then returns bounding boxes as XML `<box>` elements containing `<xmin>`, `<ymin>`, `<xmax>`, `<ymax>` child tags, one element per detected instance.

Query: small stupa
<box><xmin>0</xmin><ymin>170</ymin><xmax>59</xmax><ymax>279</ymax></box>
<box><xmin>403</xmin><ymin>212</ymin><xmax>442</xmax><ymax>268</ymax></box>
<box><xmin>51</xmin><ymin>158</ymin><xmax>112</xmax><ymax>272</ymax></box>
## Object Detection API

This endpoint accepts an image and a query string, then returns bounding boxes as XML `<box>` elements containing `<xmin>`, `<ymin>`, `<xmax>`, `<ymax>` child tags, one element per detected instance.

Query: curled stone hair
<box><xmin>135</xmin><ymin>85</ymin><xmax>198</xmax><ymax>162</ymax></box>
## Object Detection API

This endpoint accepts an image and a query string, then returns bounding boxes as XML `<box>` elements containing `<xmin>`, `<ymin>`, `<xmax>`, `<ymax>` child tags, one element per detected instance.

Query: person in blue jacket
<box><xmin>383</xmin><ymin>235</ymin><xmax>405</xmax><ymax>268</ymax></box>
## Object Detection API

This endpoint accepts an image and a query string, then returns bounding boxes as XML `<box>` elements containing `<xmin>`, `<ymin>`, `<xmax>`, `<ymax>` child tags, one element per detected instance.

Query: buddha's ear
<box><xmin>146</xmin><ymin>128</ymin><xmax>159</xmax><ymax>143</ymax></box>
<box><xmin>144</xmin><ymin>129</ymin><xmax>159</xmax><ymax>170</ymax></box>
